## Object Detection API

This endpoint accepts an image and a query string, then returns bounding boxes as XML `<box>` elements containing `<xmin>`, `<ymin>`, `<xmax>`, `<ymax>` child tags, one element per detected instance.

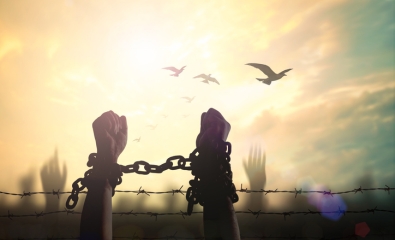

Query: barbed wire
<box><xmin>1</xmin><ymin>184</ymin><xmax>392</xmax><ymax>198</ymax></box>
<box><xmin>0</xmin><ymin>233</ymin><xmax>394</xmax><ymax>240</ymax></box>
<box><xmin>0</xmin><ymin>207</ymin><xmax>393</xmax><ymax>221</ymax></box>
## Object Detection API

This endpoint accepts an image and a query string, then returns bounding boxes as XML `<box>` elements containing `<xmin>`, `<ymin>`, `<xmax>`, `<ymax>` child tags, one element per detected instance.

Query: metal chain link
<box><xmin>66</xmin><ymin>153</ymin><xmax>193</xmax><ymax>209</ymax></box>
<box><xmin>186</xmin><ymin>139</ymin><xmax>238</xmax><ymax>215</ymax></box>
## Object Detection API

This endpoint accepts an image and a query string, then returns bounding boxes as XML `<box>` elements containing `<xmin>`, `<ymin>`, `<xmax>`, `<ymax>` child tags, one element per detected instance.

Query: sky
<box><xmin>0</xmin><ymin>0</ymin><xmax>394</xmax><ymax>213</ymax></box>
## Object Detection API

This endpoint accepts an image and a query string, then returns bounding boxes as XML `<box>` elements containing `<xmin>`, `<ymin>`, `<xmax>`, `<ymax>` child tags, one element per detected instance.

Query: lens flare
<box><xmin>307</xmin><ymin>183</ymin><xmax>347</xmax><ymax>221</ymax></box>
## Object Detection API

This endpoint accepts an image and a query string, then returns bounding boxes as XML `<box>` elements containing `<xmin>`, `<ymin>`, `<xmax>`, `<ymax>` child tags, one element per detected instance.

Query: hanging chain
<box><xmin>185</xmin><ymin>139</ymin><xmax>238</xmax><ymax>215</ymax></box>
<box><xmin>66</xmin><ymin>153</ymin><xmax>193</xmax><ymax>209</ymax></box>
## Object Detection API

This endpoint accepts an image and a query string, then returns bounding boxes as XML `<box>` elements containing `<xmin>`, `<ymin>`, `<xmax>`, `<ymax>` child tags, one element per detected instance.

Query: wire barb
<box><xmin>264</xmin><ymin>188</ymin><xmax>278</xmax><ymax>195</ymax></box>
<box><xmin>367</xmin><ymin>206</ymin><xmax>377</xmax><ymax>214</ymax></box>
<box><xmin>248</xmin><ymin>209</ymin><xmax>262</xmax><ymax>218</ymax></box>
<box><xmin>384</xmin><ymin>184</ymin><xmax>391</xmax><ymax>194</ymax></box>
<box><xmin>294</xmin><ymin>188</ymin><xmax>302</xmax><ymax>198</ymax></box>
<box><xmin>337</xmin><ymin>206</ymin><xmax>346</xmax><ymax>216</ymax></box>
<box><xmin>137</xmin><ymin>186</ymin><xmax>150</xmax><ymax>196</ymax></box>
<box><xmin>239</xmin><ymin>184</ymin><xmax>248</xmax><ymax>193</ymax></box>
<box><xmin>52</xmin><ymin>189</ymin><xmax>60</xmax><ymax>199</ymax></box>
<box><xmin>179</xmin><ymin>210</ymin><xmax>188</xmax><ymax>219</ymax></box>
<box><xmin>120</xmin><ymin>210</ymin><xmax>137</xmax><ymax>216</ymax></box>
<box><xmin>7</xmin><ymin>210</ymin><xmax>13</xmax><ymax>220</ymax></box>
<box><xmin>21</xmin><ymin>191</ymin><xmax>31</xmax><ymax>199</ymax></box>
<box><xmin>35</xmin><ymin>211</ymin><xmax>45</xmax><ymax>218</ymax></box>
<box><xmin>323</xmin><ymin>190</ymin><xmax>333</xmax><ymax>197</ymax></box>
<box><xmin>354</xmin><ymin>186</ymin><xmax>363</xmax><ymax>194</ymax></box>
<box><xmin>282</xmin><ymin>211</ymin><xmax>293</xmax><ymax>221</ymax></box>
<box><xmin>148</xmin><ymin>212</ymin><xmax>159</xmax><ymax>221</ymax></box>
<box><xmin>172</xmin><ymin>185</ymin><xmax>184</xmax><ymax>196</ymax></box>
<box><xmin>304</xmin><ymin>209</ymin><xmax>321</xmax><ymax>216</ymax></box>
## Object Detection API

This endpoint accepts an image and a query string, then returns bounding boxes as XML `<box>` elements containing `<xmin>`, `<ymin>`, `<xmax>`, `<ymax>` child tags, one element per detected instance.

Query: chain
<box><xmin>66</xmin><ymin>153</ymin><xmax>193</xmax><ymax>209</ymax></box>
<box><xmin>185</xmin><ymin>139</ymin><xmax>238</xmax><ymax>215</ymax></box>
<box><xmin>120</xmin><ymin>155</ymin><xmax>192</xmax><ymax>174</ymax></box>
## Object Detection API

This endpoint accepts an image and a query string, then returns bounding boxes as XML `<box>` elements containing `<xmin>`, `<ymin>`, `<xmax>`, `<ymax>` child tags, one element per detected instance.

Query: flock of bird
<box><xmin>133</xmin><ymin>63</ymin><xmax>293</xmax><ymax>142</ymax></box>
<box><xmin>162</xmin><ymin>63</ymin><xmax>292</xmax><ymax>85</ymax></box>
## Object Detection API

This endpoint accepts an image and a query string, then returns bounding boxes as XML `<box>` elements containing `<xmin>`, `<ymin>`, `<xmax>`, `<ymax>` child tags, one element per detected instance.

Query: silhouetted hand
<box><xmin>243</xmin><ymin>145</ymin><xmax>266</xmax><ymax>190</ymax></box>
<box><xmin>196</xmin><ymin>108</ymin><xmax>231</xmax><ymax>148</ymax></box>
<box><xmin>40</xmin><ymin>149</ymin><xmax>67</xmax><ymax>196</ymax></box>
<box><xmin>80</xmin><ymin>111</ymin><xmax>127</xmax><ymax>239</ymax></box>
<box><xmin>195</xmin><ymin>108</ymin><xmax>240</xmax><ymax>240</ymax></box>
<box><xmin>92</xmin><ymin>111</ymin><xmax>128</xmax><ymax>165</ymax></box>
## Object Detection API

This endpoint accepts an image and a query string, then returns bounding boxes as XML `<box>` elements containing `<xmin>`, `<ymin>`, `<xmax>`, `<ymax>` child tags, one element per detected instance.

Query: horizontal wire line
<box><xmin>1</xmin><ymin>185</ymin><xmax>393</xmax><ymax>197</ymax></box>
<box><xmin>1</xmin><ymin>207</ymin><xmax>393</xmax><ymax>220</ymax></box>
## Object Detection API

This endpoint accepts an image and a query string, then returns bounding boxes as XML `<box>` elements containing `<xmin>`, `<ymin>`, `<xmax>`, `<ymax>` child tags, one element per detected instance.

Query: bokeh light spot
<box><xmin>355</xmin><ymin>222</ymin><xmax>370</xmax><ymax>238</ymax></box>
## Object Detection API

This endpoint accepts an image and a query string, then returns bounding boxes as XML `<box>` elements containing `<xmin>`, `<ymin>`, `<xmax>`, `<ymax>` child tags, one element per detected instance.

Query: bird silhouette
<box><xmin>194</xmin><ymin>74</ymin><xmax>220</xmax><ymax>85</ymax></box>
<box><xmin>146</xmin><ymin>124</ymin><xmax>158</xmax><ymax>130</ymax></box>
<box><xmin>246</xmin><ymin>63</ymin><xmax>292</xmax><ymax>85</ymax></box>
<box><xmin>181</xmin><ymin>96</ymin><xmax>195</xmax><ymax>103</ymax></box>
<box><xmin>162</xmin><ymin>66</ymin><xmax>186</xmax><ymax>77</ymax></box>
<box><xmin>133</xmin><ymin>137</ymin><xmax>141</xmax><ymax>142</ymax></box>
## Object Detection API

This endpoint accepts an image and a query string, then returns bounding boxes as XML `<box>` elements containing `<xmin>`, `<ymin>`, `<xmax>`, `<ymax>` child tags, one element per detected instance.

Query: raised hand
<box><xmin>242</xmin><ymin>145</ymin><xmax>267</xmax><ymax>210</ymax></box>
<box><xmin>92</xmin><ymin>110</ymin><xmax>128</xmax><ymax>165</ymax></box>
<box><xmin>40</xmin><ymin>148</ymin><xmax>67</xmax><ymax>195</ymax></box>
<box><xmin>195</xmin><ymin>108</ymin><xmax>240</xmax><ymax>240</ymax></box>
<box><xmin>80</xmin><ymin>111</ymin><xmax>128</xmax><ymax>239</ymax></box>
<box><xmin>40</xmin><ymin>148</ymin><xmax>67</xmax><ymax>236</ymax></box>
<box><xmin>243</xmin><ymin>145</ymin><xmax>267</xmax><ymax>190</ymax></box>
<box><xmin>196</xmin><ymin>108</ymin><xmax>231</xmax><ymax>148</ymax></box>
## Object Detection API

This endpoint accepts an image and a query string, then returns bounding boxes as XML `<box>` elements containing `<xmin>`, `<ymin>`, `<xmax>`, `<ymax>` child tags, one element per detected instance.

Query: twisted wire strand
<box><xmin>1</xmin><ymin>207</ymin><xmax>393</xmax><ymax>220</ymax></box>
<box><xmin>1</xmin><ymin>185</ymin><xmax>392</xmax><ymax>198</ymax></box>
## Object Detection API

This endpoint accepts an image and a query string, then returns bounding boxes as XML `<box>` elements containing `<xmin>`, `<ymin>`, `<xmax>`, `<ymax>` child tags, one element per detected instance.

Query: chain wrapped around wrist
<box><xmin>186</xmin><ymin>138</ymin><xmax>239</xmax><ymax>215</ymax></box>
<box><xmin>65</xmin><ymin>153</ymin><xmax>123</xmax><ymax>209</ymax></box>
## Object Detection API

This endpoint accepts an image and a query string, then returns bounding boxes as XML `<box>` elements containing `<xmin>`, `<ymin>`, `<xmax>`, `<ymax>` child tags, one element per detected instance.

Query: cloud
<box><xmin>234</xmin><ymin>85</ymin><xmax>394</xmax><ymax>191</ymax></box>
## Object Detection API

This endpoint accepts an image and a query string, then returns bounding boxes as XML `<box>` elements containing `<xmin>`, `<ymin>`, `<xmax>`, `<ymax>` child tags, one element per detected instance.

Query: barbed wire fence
<box><xmin>1</xmin><ymin>145</ymin><xmax>394</xmax><ymax>239</ymax></box>
<box><xmin>1</xmin><ymin>184</ymin><xmax>393</xmax><ymax>198</ymax></box>
<box><xmin>1</xmin><ymin>206</ymin><xmax>394</xmax><ymax>220</ymax></box>
<box><xmin>1</xmin><ymin>185</ymin><xmax>394</xmax><ymax>239</ymax></box>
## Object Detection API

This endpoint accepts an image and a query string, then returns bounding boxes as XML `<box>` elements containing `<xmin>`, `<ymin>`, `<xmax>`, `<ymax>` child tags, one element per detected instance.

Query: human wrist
<box><xmin>91</xmin><ymin>154</ymin><xmax>117</xmax><ymax>174</ymax></box>
<box><xmin>85</xmin><ymin>178</ymin><xmax>112</xmax><ymax>192</ymax></box>
<box><xmin>88</xmin><ymin>153</ymin><xmax>122</xmax><ymax>196</ymax></box>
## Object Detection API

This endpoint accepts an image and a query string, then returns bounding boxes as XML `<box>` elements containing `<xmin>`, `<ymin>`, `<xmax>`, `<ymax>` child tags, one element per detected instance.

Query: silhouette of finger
<box><xmin>199</xmin><ymin>112</ymin><xmax>206</xmax><ymax>134</ymax></box>
<box><xmin>242</xmin><ymin>158</ymin><xmax>249</xmax><ymax>176</ymax></box>
<box><xmin>257</xmin><ymin>146</ymin><xmax>262</xmax><ymax>168</ymax></box>
<box><xmin>93</xmin><ymin>112</ymin><xmax>109</xmax><ymax>133</ymax></box>
<box><xmin>105</xmin><ymin>111</ymin><xmax>117</xmax><ymax>134</ymax></box>
<box><xmin>112</xmin><ymin>112</ymin><xmax>120</xmax><ymax>134</ymax></box>
<box><xmin>248</xmin><ymin>146</ymin><xmax>253</xmax><ymax>168</ymax></box>
<box><xmin>119</xmin><ymin>116</ymin><xmax>128</xmax><ymax>135</ymax></box>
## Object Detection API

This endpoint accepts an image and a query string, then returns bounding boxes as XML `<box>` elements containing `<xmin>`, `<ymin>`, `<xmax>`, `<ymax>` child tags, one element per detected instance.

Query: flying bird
<box><xmin>246</xmin><ymin>63</ymin><xmax>292</xmax><ymax>85</ymax></box>
<box><xmin>182</xmin><ymin>96</ymin><xmax>195</xmax><ymax>103</ymax></box>
<box><xmin>194</xmin><ymin>74</ymin><xmax>220</xmax><ymax>85</ymax></box>
<box><xmin>162</xmin><ymin>66</ymin><xmax>186</xmax><ymax>77</ymax></box>
<box><xmin>133</xmin><ymin>137</ymin><xmax>141</xmax><ymax>142</ymax></box>
<box><xmin>146</xmin><ymin>124</ymin><xmax>158</xmax><ymax>130</ymax></box>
